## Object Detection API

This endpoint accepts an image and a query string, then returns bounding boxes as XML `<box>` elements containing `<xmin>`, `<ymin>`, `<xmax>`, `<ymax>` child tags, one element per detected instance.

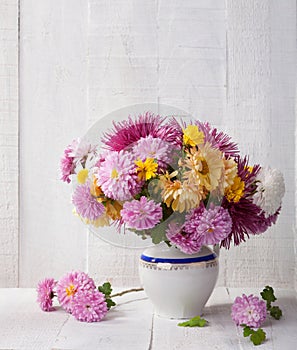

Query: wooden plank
<box><xmin>0</xmin><ymin>0</ymin><xmax>19</xmax><ymax>287</ymax></box>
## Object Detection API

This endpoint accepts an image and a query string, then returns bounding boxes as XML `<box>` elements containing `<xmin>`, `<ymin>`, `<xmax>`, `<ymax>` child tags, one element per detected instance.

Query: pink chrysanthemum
<box><xmin>60</xmin><ymin>147</ymin><xmax>75</xmax><ymax>183</ymax></box>
<box><xmin>121</xmin><ymin>196</ymin><xmax>163</xmax><ymax>230</ymax></box>
<box><xmin>132</xmin><ymin>135</ymin><xmax>174</xmax><ymax>169</ymax></box>
<box><xmin>102</xmin><ymin>112</ymin><xmax>182</xmax><ymax>151</ymax></box>
<box><xmin>72</xmin><ymin>290</ymin><xmax>108</xmax><ymax>323</ymax></box>
<box><xmin>68</xmin><ymin>138</ymin><xmax>97</xmax><ymax>160</ymax></box>
<box><xmin>166</xmin><ymin>222</ymin><xmax>204</xmax><ymax>254</ymax></box>
<box><xmin>184</xmin><ymin>203</ymin><xmax>232</xmax><ymax>245</ymax></box>
<box><xmin>231</xmin><ymin>294</ymin><xmax>267</xmax><ymax>328</ymax></box>
<box><xmin>36</xmin><ymin>278</ymin><xmax>57</xmax><ymax>312</ymax></box>
<box><xmin>96</xmin><ymin>150</ymin><xmax>142</xmax><ymax>201</ymax></box>
<box><xmin>56</xmin><ymin>271</ymin><xmax>96</xmax><ymax>313</ymax></box>
<box><xmin>72</xmin><ymin>182</ymin><xmax>105</xmax><ymax>221</ymax></box>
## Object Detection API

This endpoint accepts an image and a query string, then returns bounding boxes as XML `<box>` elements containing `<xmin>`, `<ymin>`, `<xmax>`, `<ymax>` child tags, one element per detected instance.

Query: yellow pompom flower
<box><xmin>183</xmin><ymin>125</ymin><xmax>205</xmax><ymax>147</ymax></box>
<box><xmin>77</xmin><ymin>169</ymin><xmax>89</xmax><ymax>184</ymax></box>
<box><xmin>135</xmin><ymin>158</ymin><xmax>158</xmax><ymax>181</ymax></box>
<box><xmin>225</xmin><ymin>176</ymin><xmax>245</xmax><ymax>203</ymax></box>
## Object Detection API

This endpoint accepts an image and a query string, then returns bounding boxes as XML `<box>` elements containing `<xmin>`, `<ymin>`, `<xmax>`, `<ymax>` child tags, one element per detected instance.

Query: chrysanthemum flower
<box><xmin>184</xmin><ymin>203</ymin><xmax>232</xmax><ymax>245</ymax></box>
<box><xmin>222</xmin><ymin>157</ymin><xmax>238</xmax><ymax>189</ymax></box>
<box><xmin>36</xmin><ymin>278</ymin><xmax>57</xmax><ymax>312</ymax></box>
<box><xmin>252</xmin><ymin>167</ymin><xmax>285</xmax><ymax>217</ymax></box>
<box><xmin>184</xmin><ymin>143</ymin><xmax>224</xmax><ymax>192</ymax></box>
<box><xmin>95</xmin><ymin>150</ymin><xmax>142</xmax><ymax>201</ymax></box>
<box><xmin>135</xmin><ymin>158</ymin><xmax>158</xmax><ymax>181</ymax></box>
<box><xmin>72</xmin><ymin>182</ymin><xmax>105</xmax><ymax>221</ymax></box>
<box><xmin>132</xmin><ymin>135</ymin><xmax>173</xmax><ymax>169</ymax></box>
<box><xmin>60</xmin><ymin>147</ymin><xmax>75</xmax><ymax>183</ymax></box>
<box><xmin>182</xmin><ymin>124</ymin><xmax>205</xmax><ymax>147</ymax></box>
<box><xmin>121</xmin><ymin>196</ymin><xmax>163</xmax><ymax>230</ymax></box>
<box><xmin>72</xmin><ymin>290</ymin><xmax>108</xmax><ymax>323</ymax></box>
<box><xmin>225</xmin><ymin>176</ymin><xmax>245</xmax><ymax>203</ymax></box>
<box><xmin>166</xmin><ymin>222</ymin><xmax>203</xmax><ymax>254</ymax></box>
<box><xmin>68</xmin><ymin>138</ymin><xmax>97</xmax><ymax>160</ymax></box>
<box><xmin>56</xmin><ymin>271</ymin><xmax>96</xmax><ymax>313</ymax></box>
<box><xmin>102</xmin><ymin>112</ymin><xmax>182</xmax><ymax>151</ymax></box>
<box><xmin>231</xmin><ymin>294</ymin><xmax>267</xmax><ymax>328</ymax></box>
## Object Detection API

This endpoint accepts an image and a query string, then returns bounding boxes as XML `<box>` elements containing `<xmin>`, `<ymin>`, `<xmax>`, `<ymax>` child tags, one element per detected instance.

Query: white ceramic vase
<box><xmin>139</xmin><ymin>243</ymin><xmax>219</xmax><ymax>319</ymax></box>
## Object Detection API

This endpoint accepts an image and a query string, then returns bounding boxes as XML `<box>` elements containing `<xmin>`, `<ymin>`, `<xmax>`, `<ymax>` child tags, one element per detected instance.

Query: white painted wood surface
<box><xmin>0</xmin><ymin>287</ymin><xmax>296</xmax><ymax>349</ymax></box>
<box><xmin>0</xmin><ymin>0</ymin><xmax>19</xmax><ymax>287</ymax></box>
<box><xmin>0</xmin><ymin>0</ymin><xmax>295</xmax><ymax>289</ymax></box>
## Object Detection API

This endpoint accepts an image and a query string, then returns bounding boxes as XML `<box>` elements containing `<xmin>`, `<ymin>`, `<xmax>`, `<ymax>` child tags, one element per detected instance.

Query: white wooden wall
<box><xmin>0</xmin><ymin>0</ymin><xmax>296</xmax><ymax>289</ymax></box>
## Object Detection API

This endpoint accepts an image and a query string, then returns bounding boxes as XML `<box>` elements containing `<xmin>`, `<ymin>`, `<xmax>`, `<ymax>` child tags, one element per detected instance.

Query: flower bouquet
<box><xmin>60</xmin><ymin>111</ymin><xmax>285</xmax><ymax>252</ymax></box>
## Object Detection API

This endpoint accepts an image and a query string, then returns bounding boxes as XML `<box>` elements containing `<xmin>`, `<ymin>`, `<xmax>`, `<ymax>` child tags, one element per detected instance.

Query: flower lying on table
<box><xmin>60</xmin><ymin>112</ymin><xmax>285</xmax><ymax>252</ymax></box>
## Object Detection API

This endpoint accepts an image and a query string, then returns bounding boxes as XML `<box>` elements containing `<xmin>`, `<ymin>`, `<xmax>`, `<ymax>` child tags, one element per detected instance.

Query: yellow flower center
<box><xmin>77</xmin><ymin>168</ymin><xmax>89</xmax><ymax>184</ymax></box>
<box><xmin>135</xmin><ymin>158</ymin><xmax>158</xmax><ymax>181</ymax></box>
<box><xmin>200</xmin><ymin>159</ymin><xmax>209</xmax><ymax>175</ymax></box>
<box><xmin>65</xmin><ymin>284</ymin><xmax>76</xmax><ymax>297</ymax></box>
<box><xmin>111</xmin><ymin>168</ymin><xmax>119</xmax><ymax>179</ymax></box>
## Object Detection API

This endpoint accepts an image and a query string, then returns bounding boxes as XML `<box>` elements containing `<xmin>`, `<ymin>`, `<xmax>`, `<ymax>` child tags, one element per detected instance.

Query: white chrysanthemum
<box><xmin>252</xmin><ymin>167</ymin><xmax>285</xmax><ymax>217</ymax></box>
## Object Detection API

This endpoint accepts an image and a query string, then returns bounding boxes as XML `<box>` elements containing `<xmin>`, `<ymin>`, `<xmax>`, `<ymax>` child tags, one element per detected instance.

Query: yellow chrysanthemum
<box><xmin>184</xmin><ymin>143</ymin><xmax>224</xmax><ymax>191</ymax></box>
<box><xmin>77</xmin><ymin>169</ymin><xmax>89</xmax><ymax>184</ymax></box>
<box><xmin>135</xmin><ymin>158</ymin><xmax>158</xmax><ymax>181</ymax></box>
<box><xmin>161</xmin><ymin>176</ymin><xmax>203</xmax><ymax>212</ymax></box>
<box><xmin>105</xmin><ymin>200</ymin><xmax>123</xmax><ymax>221</ymax></box>
<box><xmin>225</xmin><ymin>176</ymin><xmax>245</xmax><ymax>203</ymax></box>
<box><xmin>183</xmin><ymin>125</ymin><xmax>205</xmax><ymax>147</ymax></box>
<box><xmin>223</xmin><ymin>158</ymin><xmax>238</xmax><ymax>190</ymax></box>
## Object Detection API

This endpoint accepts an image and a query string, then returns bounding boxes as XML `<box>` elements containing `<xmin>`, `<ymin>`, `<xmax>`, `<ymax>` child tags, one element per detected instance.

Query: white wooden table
<box><xmin>0</xmin><ymin>287</ymin><xmax>296</xmax><ymax>350</ymax></box>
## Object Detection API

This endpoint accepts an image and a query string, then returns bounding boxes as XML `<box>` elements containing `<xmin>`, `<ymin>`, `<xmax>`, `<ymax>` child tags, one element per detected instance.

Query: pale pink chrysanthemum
<box><xmin>60</xmin><ymin>147</ymin><xmax>75</xmax><ymax>183</ymax></box>
<box><xmin>56</xmin><ymin>271</ymin><xmax>96</xmax><ymax>313</ymax></box>
<box><xmin>132</xmin><ymin>135</ymin><xmax>173</xmax><ymax>169</ymax></box>
<box><xmin>121</xmin><ymin>196</ymin><xmax>163</xmax><ymax>230</ymax></box>
<box><xmin>36</xmin><ymin>278</ymin><xmax>57</xmax><ymax>312</ymax></box>
<box><xmin>72</xmin><ymin>290</ymin><xmax>108</xmax><ymax>323</ymax></box>
<box><xmin>102</xmin><ymin>112</ymin><xmax>182</xmax><ymax>151</ymax></box>
<box><xmin>184</xmin><ymin>203</ymin><xmax>232</xmax><ymax>245</ymax></box>
<box><xmin>166</xmin><ymin>222</ymin><xmax>204</xmax><ymax>254</ymax></box>
<box><xmin>95</xmin><ymin>150</ymin><xmax>142</xmax><ymax>201</ymax></box>
<box><xmin>68</xmin><ymin>138</ymin><xmax>97</xmax><ymax>160</ymax></box>
<box><xmin>231</xmin><ymin>294</ymin><xmax>267</xmax><ymax>328</ymax></box>
<box><xmin>72</xmin><ymin>182</ymin><xmax>105</xmax><ymax>221</ymax></box>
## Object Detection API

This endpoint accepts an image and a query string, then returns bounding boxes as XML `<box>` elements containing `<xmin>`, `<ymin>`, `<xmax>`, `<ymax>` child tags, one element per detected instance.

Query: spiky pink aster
<box><xmin>102</xmin><ymin>112</ymin><xmax>182</xmax><ymax>151</ymax></box>
<box><xmin>121</xmin><ymin>196</ymin><xmax>163</xmax><ymax>230</ymax></box>
<box><xmin>231</xmin><ymin>294</ymin><xmax>267</xmax><ymax>328</ymax></box>
<box><xmin>56</xmin><ymin>271</ymin><xmax>96</xmax><ymax>313</ymax></box>
<box><xmin>195</xmin><ymin>121</ymin><xmax>239</xmax><ymax>157</ymax></box>
<box><xmin>60</xmin><ymin>147</ymin><xmax>75</xmax><ymax>183</ymax></box>
<box><xmin>72</xmin><ymin>182</ymin><xmax>105</xmax><ymax>221</ymax></box>
<box><xmin>36</xmin><ymin>278</ymin><xmax>57</xmax><ymax>312</ymax></box>
<box><xmin>95</xmin><ymin>150</ymin><xmax>142</xmax><ymax>201</ymax></box>
<box><xmin>184</xmin><ymin>203</ymin><xmax>232</xmax><ymax>245</ymax></box>
<box><xmin>166</xmin><ymin>222</ymin><xmax>203</xmax><ymax>254</ymax></box>
<box><xmin>72</xmin><ymin>290</ymin><xmax>108</xmax><ymax>323</ymax></box>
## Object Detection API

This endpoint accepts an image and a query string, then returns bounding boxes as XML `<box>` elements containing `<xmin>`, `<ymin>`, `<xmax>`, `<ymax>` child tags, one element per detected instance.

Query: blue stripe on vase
<box><xmin>140</xmin><ymin>253</ymin><xmax>216</xmax><ymax>264</ymax></box>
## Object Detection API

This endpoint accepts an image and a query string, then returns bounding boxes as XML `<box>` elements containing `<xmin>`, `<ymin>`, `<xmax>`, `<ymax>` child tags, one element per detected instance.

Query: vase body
<box><xmin>139</xmin><ymin>243</ymin><xmax>219</xmax><ymax>319</ymax></box>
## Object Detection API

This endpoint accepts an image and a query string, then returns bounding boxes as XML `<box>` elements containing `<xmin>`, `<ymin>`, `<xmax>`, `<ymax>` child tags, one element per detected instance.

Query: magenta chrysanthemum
<box><xmin>72</xmin><ymin>182</ymin><xmax>105</xmax><ymax>221</ymax></box>
<box><xmin>60</xmin><ymin>147</ymin><xmax>75</xmax><ymax>183</ymax></box>
<box><xmin>166</xmin><ymin>222</ymin><xmax>204</xmax><ymax>254</ymax></box>
<box><xmin>102</xmin><ymin>112</ymin><xmax>182</xmax><ymax>151</ymax></box>
<box><xmin>72</xmin><ymin>290</ymin><xmax>108</xmax><ymax>323</ymax></box>
<box><xmin>231</xmin><ymin>294</ymin><xmax>267</xmax><ymax>328</ymax></box>
<box><xmin>96</xmin><ymin>150</ymin><xmax>142</xmax><ymax>201</ymax></box>
<box><xmin>56</xmin><ymin>271</ymin><xmax>96</xmax><ymax>313</ymax></box>
<box><xmin>121</xmin><ymin>196</ymin><xmax>163</xmax><ymax>230</ymax></box>
<box><xmin>36</xmin><ymin>278</ymin><xmax>57</xmax><ymax>312</ymax></box>
<box><xmin>132</xmin><ymin>135</ymin><xmax>173</xmax><ymax>169</ymax></box>
<box><xmin>184</xmin><ymin>203</ymin><xmax>232</xmax><ymax>245</ymax></box>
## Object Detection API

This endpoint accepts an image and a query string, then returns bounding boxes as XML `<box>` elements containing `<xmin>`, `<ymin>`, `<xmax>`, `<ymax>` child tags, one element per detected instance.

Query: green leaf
<box><xmin>98</xmin><ymin>282</ymin><xmax>113</xmax><ymax>297</ymax></box>
<box><xmin>106</xmin><ymin>299</ymin><xmax>116</xmax><ymax>309</ymax></box>
<box><xmin>243</xmin><ymin>325</ymin><xmax>254</xmax><ymax>337</ymax></box>
<box><xmin>269</xmin><ymin>306</ymin><xmax>282</xmax><ymax>320</ymax></box>
<box><xmin>250</xmin><ymin>328</ymin><xmax>266</xmax><ymax>346</ymax></box>
<box><xmin>178</xmin><ymin>316</ymin><xmax>208</xmax><ymax>327</ymax></box>
<box><xmin>260</xmin><ymin>286</ymin><xmax>277</xmax><ymax>309</ymax></box>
